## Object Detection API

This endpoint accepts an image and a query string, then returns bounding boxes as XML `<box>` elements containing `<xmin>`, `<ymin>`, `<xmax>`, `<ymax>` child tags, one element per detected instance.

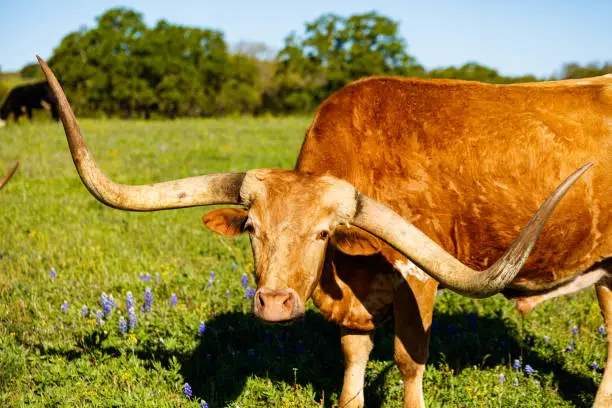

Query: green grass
<box><xmin>0</xmin><ymin>117</ymin><xmax>607</xmax><ymax>407</ymax></box>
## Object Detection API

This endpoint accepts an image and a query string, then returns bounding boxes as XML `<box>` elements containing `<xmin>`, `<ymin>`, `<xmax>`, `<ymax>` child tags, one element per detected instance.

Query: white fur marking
<box><xmin>394</xmin><ymin>259</ymin><xmax>429</xmax><ymax>282</ymax></box>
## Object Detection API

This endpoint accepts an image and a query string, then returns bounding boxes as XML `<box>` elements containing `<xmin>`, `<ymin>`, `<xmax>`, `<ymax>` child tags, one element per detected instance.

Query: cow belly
<box><xmin>312</xmin><ymin>252</ymin><xmax>399</xmax><ymax>331</ymax></box>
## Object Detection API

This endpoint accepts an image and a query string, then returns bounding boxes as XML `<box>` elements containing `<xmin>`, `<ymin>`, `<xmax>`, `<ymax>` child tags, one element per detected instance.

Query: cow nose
<box><xmin>253</xmin><ymin>288</ymin><xmax>302</xmax><ymax>322</ymax></box>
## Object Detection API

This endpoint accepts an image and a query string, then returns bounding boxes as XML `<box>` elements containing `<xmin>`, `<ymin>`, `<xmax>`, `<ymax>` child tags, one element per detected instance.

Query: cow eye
<box><xmin>317</xmin><ymin>230</ymin><xmax>329</xmax><ymax>241</ymax></box>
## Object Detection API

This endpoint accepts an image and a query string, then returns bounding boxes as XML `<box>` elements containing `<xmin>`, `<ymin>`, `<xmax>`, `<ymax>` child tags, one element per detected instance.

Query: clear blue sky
<box><xmin>0</xmin><ymin>0</ymin><xmax>609</xmax><ymax>77</ymax></box>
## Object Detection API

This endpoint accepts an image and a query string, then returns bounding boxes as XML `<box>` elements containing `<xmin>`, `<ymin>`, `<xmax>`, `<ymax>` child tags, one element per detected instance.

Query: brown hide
<box><xmin>298</xmin><ymin>75</ymin><xmax>612</xmax><ymax>292</ymax></box>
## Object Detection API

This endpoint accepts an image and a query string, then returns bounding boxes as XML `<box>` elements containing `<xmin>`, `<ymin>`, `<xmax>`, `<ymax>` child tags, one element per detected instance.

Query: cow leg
<box><xmin>595</xmin><ymin>278</ymin><xmax>612</xmax><ymax>406</ymax></box>
<box><xmin>393</xmin><ymin>279</ymin><xmax>437</xmax><ymax>408</ymax></box>
<box><xmin>515</xmin><ymin>268</ymin><xmax>608</xmax><ymax>314</ymax></box>
<box><xmin>339</xmin><ymin>328</ymin><xmax>373</xmax><ymax>408</ymax></box>
<box><xmin>26</xmin><ymin>106</ymin><xmax>33</xmax><ymax>121</ymax></box>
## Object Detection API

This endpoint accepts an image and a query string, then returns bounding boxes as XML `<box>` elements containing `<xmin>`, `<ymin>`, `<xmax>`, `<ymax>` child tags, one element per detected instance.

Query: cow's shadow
<box><xmin>143</xmin><ymin>307</ymin><xmax>599</xmax><ymax>407</ymax></box>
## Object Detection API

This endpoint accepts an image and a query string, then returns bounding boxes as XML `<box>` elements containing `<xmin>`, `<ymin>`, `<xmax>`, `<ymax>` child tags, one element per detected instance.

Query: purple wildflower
<box><xmin>50</xmin><ymin>268</ymin><xmax>57</xmax><ymax>279</ymax></box>
<box><xmin>128</xmin><ymin>309</ymin><xmax>137</xmax><ymax>329</ymax></box>
<box><xmin>241</xmin><ymin>273</ymin><xmax>249</xmax><ymax>288</ymax></box>
<box><xmin>513</xmin><ymin>378</ymin><xmax>518</xmax><ymax>387</ymax></box>
<box><xmin>209</xmin><ymin>271</ymin><xmax>215</xmax><ymax>281</ymax></box>
<box><xmin>572</xmin><ymin>326</ymin><xmax>579</xmax><ymax>336</ymax></box>
<box><xmin>570</xmin><ymin>340</ymin><xmax>576</xmax><ymax>348</ymax></box>
<box><xmin>200</xmin><ymin>402</ymin><xmax>209</xmax><ymax>408</ymax></box>
<box><xmin>591</xmin><ymin>362</ymin><xmax>599</xmax><ymax>370</ymax></box>
<box><xmin>527</xmin><ymin>337</ymin><xmax>535</xmax><ymax>347</ymax></box>
<box><xmin>226</xmin><ymin>290</ymin><xmax>231</xmax><ymax>298</ymax></box>
<box><xmin>524</xmin><ymin>365</ymin><xmax>535</xmax><ymax>375</ymax></box>
<box><xmin>170</xmin><ymin>293</ymin><xmax>178</xmax><ymax>307</ymax></box>
<box><xmin>81</xmin><ymin>305</ymin><xmax>88</xmax><ymax>317</ymax></box>
<box><xmin>60</xmin><ymin>300</ymin><xmax>69</xmax><ymax>313</ymax></box>
<box><xmin>126</xmin><ymin>291</ymin><xmax>134</xmax><ymax>310</ymax></box>
<box><xmin>599</xmin><ymin>326</ymin><xmax>606</xmax><ymax>335</ymax></box>
<box><xmin>143</xmin><ymin>287</ymin><xmax>153</xmax><ymax>312</ymax></box>
<box><xmin>143</xmin><ymin>273</ymin><xmax>151</xmax><ymax>282</ymax></box>
<box><xmin>498</xmin><ymin>374</ymin><xmax>506</xmax><ymax>383</ymax></box>
<box><xmin>95</xmin><ymin>310</ymin><xmax>105</xmax><ymax>326</ymax></box>
<box><xmin>512</xmin><ymin>359</ymin><xmax>521</xmax><ymax>370</ymax></box>
<box><xmin>198</xmin><ymin>321</ymin><xmax>206</xmax><ymax>336</ymax></box>
<box><xmin>99</xmin><ymin>293</ymin><xmax>114</xmax><ymax>316</ymax></box>
<box><xmin>155</xmin><ymin>273</ymin><xmax>160</xmax><ymax>282</ymax></box>
<box><xmin>248</xmin><ymin>348</ymin><xmax>255</xmax><ymax>358</ymax></box>
<box><xmin>182</xmin><ymin>383</ymin><xmax>193</xmax><ymax>398</ymax></box>
<box><xmin>565</xmin><ymin>345</ymin><xmax>574</xmax><ymax>353</ymax></box>
<box><xmin>119</xmin><ymin>317</ymin><xmax>127</xmax><ymax>334</ymax></box>
<box><xmin>206</xmin><ymin>354</ymin><xmax>212</xmax><ymax>360</ymax></box>
<box><xmin>245</xmin><ymin>287</ymin><xmax>256</xmax><ymax>300</ymax></box>
<box><xmin>543</xmin><ymin>335</ymin><xmax>550</xmax><ymax>343</ymax></box>
<box><xmin>232</xmin><ymin>263</ymin><xmax>237</xmax><ymax>271</ymax></box>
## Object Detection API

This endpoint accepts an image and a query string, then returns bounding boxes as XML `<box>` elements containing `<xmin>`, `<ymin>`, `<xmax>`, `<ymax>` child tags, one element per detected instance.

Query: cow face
<box><xmin>203</xmin><ymin>169</ymin><xmax>362</xmax><ymax>323</ymax></box>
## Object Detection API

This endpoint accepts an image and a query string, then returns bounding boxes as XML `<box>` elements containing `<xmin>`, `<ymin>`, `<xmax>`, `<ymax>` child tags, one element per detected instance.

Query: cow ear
<box><xmin>332</xmin><ymin>225</ymin><xmax>382</xmax><ymax>256</ymax></box>
<box><xmin>202</xmin><ymin>208</ymin><xmax>248</xmax><ymax>237</ymax></box>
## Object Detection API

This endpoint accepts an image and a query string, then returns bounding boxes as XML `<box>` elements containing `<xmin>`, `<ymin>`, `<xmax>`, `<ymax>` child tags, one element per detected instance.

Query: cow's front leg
<box><xmin>339</xmin><ymin>328</ymin><xmax>373</xmax><ymax>408</ymax></box>
<box><xmin>393</xmin><ymin>278</ymin><xmax>437</xmax><ymax>408</ymax></box>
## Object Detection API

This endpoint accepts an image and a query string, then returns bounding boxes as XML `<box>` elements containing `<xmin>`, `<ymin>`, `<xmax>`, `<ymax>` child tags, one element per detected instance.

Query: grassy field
<box><xmin>0</xmin><ymin>117</ymin><xmax>607</xmax><ymax>407</ymax></box>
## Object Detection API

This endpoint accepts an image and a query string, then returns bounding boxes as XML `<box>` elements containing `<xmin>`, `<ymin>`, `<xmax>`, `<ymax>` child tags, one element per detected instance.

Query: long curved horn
<box><xmin>37</xmin><ymin>56</ymin><xmax>245</xmax><ymax>211</ymax></box>
<box><xmin>352</xmin><ymin>163</ymin><xmax>592</xmax><ymax>297</ymax></box>
<box><xmin>0</xmin><ymin>161</ymin><xmax>19</xmax><ymax>190</ymax></box>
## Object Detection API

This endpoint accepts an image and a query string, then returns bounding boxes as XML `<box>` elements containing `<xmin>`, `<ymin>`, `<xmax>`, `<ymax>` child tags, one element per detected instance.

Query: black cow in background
<box><xmin>0</xmin><ymin>82</ymin><xmax>58</xmax><ymax>126</ymax></box>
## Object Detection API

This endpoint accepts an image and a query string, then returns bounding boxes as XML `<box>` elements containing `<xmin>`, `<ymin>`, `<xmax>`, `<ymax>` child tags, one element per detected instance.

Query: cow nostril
<box><xmin>257</xmin><ymin>293</ymin><xmax>265</xmax><ymax>308</ymax></box>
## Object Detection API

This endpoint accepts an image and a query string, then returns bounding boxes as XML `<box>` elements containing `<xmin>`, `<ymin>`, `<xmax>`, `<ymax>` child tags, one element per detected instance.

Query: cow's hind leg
<box><xmin>595</xmin><ymin>278</ymin><xmax>612</xmax><ymax>406</ymax></box>
<box><xmin>339</xmin><ymin>328</ymin><xmax>373</xmax><ymax>408</ymax></box>
<box><xmin>393</xmin><ymin>277</ymin><xmax>438</xmax><ymax>408</ymax></box>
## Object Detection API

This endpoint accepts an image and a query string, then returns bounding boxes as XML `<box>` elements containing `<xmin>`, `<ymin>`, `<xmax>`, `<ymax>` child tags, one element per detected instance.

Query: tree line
<box><xmin>9</xmin><ymin>8</ymin><xmax>612</xmax><ymax>118</ymax></box>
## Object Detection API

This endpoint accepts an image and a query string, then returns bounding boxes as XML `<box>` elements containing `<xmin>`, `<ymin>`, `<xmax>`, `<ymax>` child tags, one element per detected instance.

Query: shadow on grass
<box><xmin>165</xmin><ymin>309</ymin><xmax>598</xmax><ymax>407</ymax></box>
<box><xmin>22</xmin><ymin>308</ymin><xmax>598</xmax><ymax>407</ymax></box>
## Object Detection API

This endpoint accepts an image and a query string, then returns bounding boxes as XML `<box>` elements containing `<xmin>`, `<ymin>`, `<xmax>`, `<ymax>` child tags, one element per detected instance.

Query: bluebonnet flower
<box><xmin>572</xmin><ymin>326</ymin><xmax>579</xmax><ymax>336</ymax></box>
<box><xmin>535</xmin><ymin>381</ymin><xmax>541</xmax><ymax>387</ymax></box>
<box><xmin>200</xmin><ymin>402</ymin><xmax>208</xmax><ymax>408</ymax></box>
<box><xmin>155</xmin><ymin>272</ymin><xmax>160</xmax><ymax>282</ymax></box>
<box><xmin>209</xmin><ymin>271</ymin><xmax>215</xmax><ymax>281</ymax></box>
<box><xmin>60</xmin><ymin>300</ymin><xmax>69</xmax><ymax>313</ymax></box>
<box><xmin>565</xmin><ymin>345</ymin><xmax>574</xmax><ymax>353</ymax></box>
<box><xmin>513</xmin><ymin>378</ymin><xmax>519</xmax><ymax>387</ymax></box>
<box><xmin>232</xmin><ymin>263</ymin><xmax>237</xmax><ymax>271</ymax></box>
<box><xmin>226</xmin><ymin>290</ymin><xmax>231</xmax><ymax>298</ymax></box>
<box><xmin>170</xmin><ymin>293</ymin><xmax>178</xmax><ymax>307</ymax></box>
<box><xmin>143</xmin><ymin>273</ymin><xmax>151</xmax><ymax>282</ymax></box>
<box><xmin>206</xmin><ymin>354</ymin><xmax>212</xmax><ymax>361</ymax></box>
<box><xmin>143</xmin><ymin>287</ymin><xmax>153</xmax><ymax>312</ymax></box>
<box><xmin>81</xmin><ymin>305</ymin><xmax>88</xmax><ymax>317</ymax></box>
<box><xmin>128</xmin><ymin>309</ymin><xmax>137</xmax><ymax>329</ymax></box>
<box><xmin>99</xmin><ymin>293</ymin><xmax>114</xmax><ymax>316</ymax></box>
<box><xmin>570</xmin><ymin>340</ymin><xmax>576</xmax><ymax>348</ymax></box>
<box><xmin>524</xmin><ymin>365</ymin><xmax>535</xmax><ymax>375</ymax></box>
<box><xmin>543</xmin><ymin>335</ymin><xmax>550</xmax><ymax>343</ymax></box>
<box><xmin>599</xmin><ymin>326</ymin><xmax>606</xmax><ymax>335</ymax></box>
<box><xmin>512</xmin><ymin>359</ymin><xmax>521</xmax><ymax>370</ymax></box>
<box><xmin>248</xmin><ymin>349</ymin><xmax>255</xmax><ymax>358</ymax></box>
<box><xmin>50</xmin><ymin>268</ymin><xmax>57</xmax><ymax>279</ymax></box>
<box><xmin>126</xmin><ymin>291</ymin><xmax>134</xmax><ymax>310</ymax></box>
<box><xmin>119</xmin><ymin>317</ymin><xmax>127</xmax><ymax>334</ymax></box>
<box><xmin>527</xmin><ymin>337</ymin><xmax>535</xmax><ymax>347</ymax></box>
<box><xmin>498</xmin><ymin>374</ymin><xmax>506</xmax><ymax>383</ymax></box>
<box><xmin>96</xmin><ymin>310</ymin><xmax>105</xmax><ymax>326</ymax></box>
<box><xmin>241</xmin><ymin>273</ymin><xmax>249</xmax><ymax>288</ymax></box>
<box><xmin>245</xmin><ymin>287</ymin><xmax>256</xmax><ymax>300</ymax></box>
<box><xmin>198</xmin><ymin>321</ymin><xmax>206</xmax><ymax>336</ymax></box>
<box><xmin>182</xmin><ymin>383</ymin><xmax>193</xmax><ymax>398</ymax></box>
<box><xmin>591</xmin><ymin>362</ymin><xmax>599</xmax><ymax>370</ymax></box>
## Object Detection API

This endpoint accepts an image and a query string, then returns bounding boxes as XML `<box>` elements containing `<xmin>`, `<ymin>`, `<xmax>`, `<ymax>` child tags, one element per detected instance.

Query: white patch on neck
<box><xmin>0</xmin><ymin>120</ymin><xmax>6</xmax><ymax>128</ymax></box>
<box><xmin>394</xmin><ymin>259</ymin><xmax>429</xmax><ymax>282</ymax></box>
